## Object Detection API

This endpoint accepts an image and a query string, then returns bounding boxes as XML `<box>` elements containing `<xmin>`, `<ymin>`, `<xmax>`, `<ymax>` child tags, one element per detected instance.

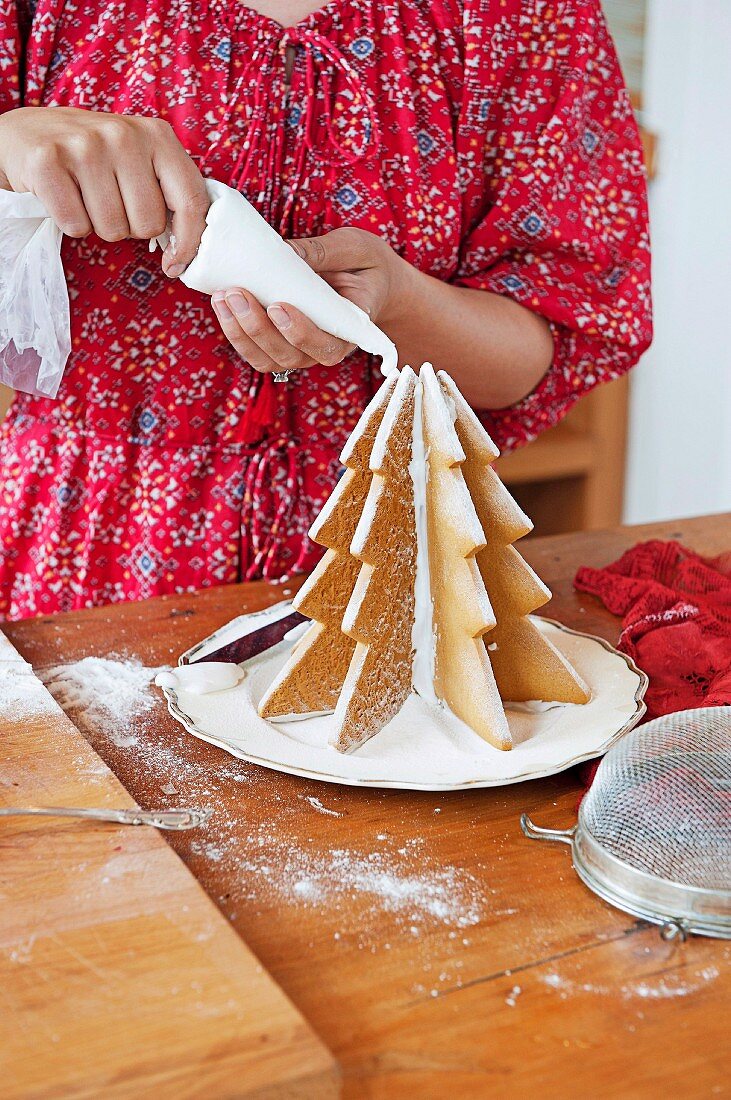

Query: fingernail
<box><xmin>268</xmin><ymin>304</ymin><xmax>291</xmax><ymax>330</ymax></box>
<box><xmin>166</xmin><ymin>261</ymin><xmax>185</xmax><ymax>278</ymax></box>
<box><xmin>226</xmin><ymin>292</ymin><xmax>250</xmax><ymax>318</ymax></box>
<box><xmin>213</xmin><ymin>297</ymin><xmax>232</xmax><ymax>320</ymax></box>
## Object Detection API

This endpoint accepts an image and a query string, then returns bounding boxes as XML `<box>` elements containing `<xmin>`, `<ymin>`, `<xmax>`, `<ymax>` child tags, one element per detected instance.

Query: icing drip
<box><xmin>409</xmin><ymin>379</ymin><xmax>438</xmax><ymax>703</ymax></box>
<box><xmin>379</xmin><ymin>346</ymin><xmax>398</xmax><ymax>378</ymax></box>
<box><xmin>155</xmin><ymin>663</ymin><xmax>245</xmax><ymax>696</ymax></box>
<box><xmin>505</xmin><ymin>700</ymin><xmax>562</xmax><ymax>714</ymax></box>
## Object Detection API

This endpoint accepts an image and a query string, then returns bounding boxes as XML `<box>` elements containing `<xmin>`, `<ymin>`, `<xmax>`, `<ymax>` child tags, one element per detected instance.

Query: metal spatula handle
<box><xmin>0</xmin><ymin>806</ymin><xmax>211</xmax><ymax>830</ymax></box>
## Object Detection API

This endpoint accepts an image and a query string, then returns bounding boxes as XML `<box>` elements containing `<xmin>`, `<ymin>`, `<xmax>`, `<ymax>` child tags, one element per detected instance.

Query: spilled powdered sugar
<box><xmin>43</xmin><ymin>657</ymin><xmax>166</xmax><ymax>747</ymax></box>
<box><xmin>191</xmin><ymin>825</ymin><xmax>484</xmax><ymax>932</ymax></box>
<box><xmin>541</xmin><ymin>964</ymin><xmax>721</xmax><ymax>1001</ymax></box>
<box><xmin>20</xmin><ymin>652</ymin><xmax>726</xmax><ymax>1012</ymax></box>
<box><xmin>40</xmin><ymin>656</ymin><xmax>252</xmax><ymax>788</ymax></box>
<box><xmin>278</xmin><ymin>847</ymin><xmax>480</xmax><ymax>926</ymax></box>
<box><xmin>305</xmin><ymin>795</ymin><xmax>342</xmax><ymax>817</ymax></box>
<box><xmin>33</xmin><ymin>655</ymin><xmax>487</xmax><ymax>933</ymax></box>
<box><xmin>0</xmin><ymin>665</ymin><xmax>58</xmax><ymax>723</ymax></box>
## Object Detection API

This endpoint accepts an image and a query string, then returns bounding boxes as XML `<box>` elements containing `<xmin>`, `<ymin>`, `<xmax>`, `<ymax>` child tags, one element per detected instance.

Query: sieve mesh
<box><xmin>581</xmin><ymin>707</ymin><xmax>731</xmax><ymax>891</ymax></box>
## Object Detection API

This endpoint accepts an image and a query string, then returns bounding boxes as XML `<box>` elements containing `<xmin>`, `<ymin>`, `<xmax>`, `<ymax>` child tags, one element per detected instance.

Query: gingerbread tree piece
<box><xmin>421</xmin><ymin>364</ymin><xmax>511</xmax><ymax>749</ymax></box>
<box><xmin>438</xmin><ymin>371</ymin><xmax>589</xmax><ymax>704</ymax></box>
<box><xmin>331</xmin><ymin>367</ymin><xmax>419</xmax><ymax>752</ymax></box>
<box><xmin>258</xmin><ymin>374</ymin><xmax>398</xmax><ymax>718</ymax></box>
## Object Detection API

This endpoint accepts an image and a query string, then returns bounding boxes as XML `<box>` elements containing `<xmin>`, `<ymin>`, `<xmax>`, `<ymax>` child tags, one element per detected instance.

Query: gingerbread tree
<box><xmin>439</xmin><ymin>372</ymin><xmax>589</xmax><ymax>705</ymax></box>
<box><xmin>259</xmin><ymin>364</ymin><xmax>588</xmax><ymax>754</ymax></box>
<box><xmin>259</xmin><ymin>373</ymin><xmax>397</xmax><ymax>718</ymax></box>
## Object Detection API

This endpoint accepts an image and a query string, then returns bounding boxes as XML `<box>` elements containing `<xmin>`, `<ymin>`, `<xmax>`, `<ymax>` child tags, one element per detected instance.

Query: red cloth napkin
<box><xmin>575</xmin><ymin>539</ymin><xmax>731</xmax><ymax>722</ymax></box>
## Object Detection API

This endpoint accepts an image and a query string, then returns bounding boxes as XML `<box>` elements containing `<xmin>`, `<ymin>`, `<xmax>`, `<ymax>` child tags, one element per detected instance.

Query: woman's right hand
<box><xmin>0</xmin><ymin>106</ymin><xmax>209</xmax><ymax>276</ymax></box>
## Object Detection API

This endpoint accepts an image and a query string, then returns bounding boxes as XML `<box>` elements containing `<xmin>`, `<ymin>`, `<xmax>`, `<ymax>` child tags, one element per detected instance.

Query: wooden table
<box><xmin>6</xmin><ymin>515</ymin><xmax>731</xmax><ymax>1099</ymax></box>
<box><xmin>0</xmin><ymin>643</ymin><xmax>338</xmax><ymax>1098</ymax></box>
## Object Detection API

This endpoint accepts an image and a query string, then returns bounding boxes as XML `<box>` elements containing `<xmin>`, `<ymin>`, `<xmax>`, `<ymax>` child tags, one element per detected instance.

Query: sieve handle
<box><xmin>660</xmin><ymin>920</ymin><xmax>688</xmax><ymax>943</ymax></box>
<box><xmin>520</xmin><ymin>814</ymin><xmax>576</xmax><ymax>846</ymax></box>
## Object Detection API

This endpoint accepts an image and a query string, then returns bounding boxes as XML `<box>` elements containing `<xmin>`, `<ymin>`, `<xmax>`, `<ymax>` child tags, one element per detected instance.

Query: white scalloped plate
<box><xmin>159</xmin><ymin>606</ymin><xmax>648</xmax><ymax>791</ymax></box>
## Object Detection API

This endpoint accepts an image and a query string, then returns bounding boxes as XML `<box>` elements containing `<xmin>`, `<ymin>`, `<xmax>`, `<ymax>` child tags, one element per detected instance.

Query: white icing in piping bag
<box><xmin>158</xmin><ymin>179</ymin><xmax>398</xmax><ymax>377</ymax></box>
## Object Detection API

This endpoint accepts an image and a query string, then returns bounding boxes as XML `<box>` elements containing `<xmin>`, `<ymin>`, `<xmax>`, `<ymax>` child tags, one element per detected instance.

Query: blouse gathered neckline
<box><xmin>231</xmin><ymin>0</ymin><xmax>359</xmax><ymax>34</ymax></box>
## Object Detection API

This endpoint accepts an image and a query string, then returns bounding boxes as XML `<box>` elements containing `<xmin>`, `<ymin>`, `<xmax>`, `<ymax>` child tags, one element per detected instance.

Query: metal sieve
<box><xmin>522</xmin><ymin>707</ymin><xmax>731</xmax><ymax>941</ymax></box>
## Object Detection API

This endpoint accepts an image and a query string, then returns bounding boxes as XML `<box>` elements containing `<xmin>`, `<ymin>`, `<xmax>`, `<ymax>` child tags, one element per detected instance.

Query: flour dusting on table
<box><xmin>541</xmin><ymin>965</ymin><xmax>721</xmax><ymax>1001</ymax></box>
<box><xmin>0</xmin><ymin>666</ymin><xmax>58</xmax><ymax>723</ymax></box>
<box><xmin>35</xmin><ymin>654</ymin><xmax>490</xmax><ymax>938</ymax></box>
<box><xmin>233</xmin><ymin>835</ymin><xmax>484</xmax><ymax>928</ymax></box>
<box><xmin>186</xmin><ymin>816</ymin><xmax>487</xmax><ymax>933</ymax></box>
<box><xmin>43</xmin><ymin>657</ymin><xmax>166</xmax><ymax>746</ymax></box>
<box><xmin>304</xmin><ymin>795</ymin><xmax>342</xmax><ymax>817</ymax></box>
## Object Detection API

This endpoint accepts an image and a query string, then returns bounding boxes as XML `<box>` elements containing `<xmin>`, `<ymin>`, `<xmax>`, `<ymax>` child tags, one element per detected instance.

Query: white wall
<box><xmin>624</xmin><ymin>1</ymin><xmax>731</xmax><ymax>523</ymax></box>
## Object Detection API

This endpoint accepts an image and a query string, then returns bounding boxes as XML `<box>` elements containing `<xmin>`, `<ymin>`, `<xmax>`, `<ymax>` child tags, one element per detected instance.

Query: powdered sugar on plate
<box><xmin>161</xmin><ymin>613</ymin><xmax>645</xmax><ymax>790</ymax></box>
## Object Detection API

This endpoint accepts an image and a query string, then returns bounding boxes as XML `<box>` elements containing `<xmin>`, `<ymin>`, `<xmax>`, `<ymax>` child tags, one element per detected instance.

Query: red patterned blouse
<box><xmin>0</xmin><ymin>0</ymin><xmax>651</xmax><ymax>620</ymax></box>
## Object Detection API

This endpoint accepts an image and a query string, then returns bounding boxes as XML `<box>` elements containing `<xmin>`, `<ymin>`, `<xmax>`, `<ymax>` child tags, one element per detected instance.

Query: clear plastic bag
<box><xmin>0</xmin><ymin>190</ymin><xmax>70</xmax><ymax>398</ymax></box>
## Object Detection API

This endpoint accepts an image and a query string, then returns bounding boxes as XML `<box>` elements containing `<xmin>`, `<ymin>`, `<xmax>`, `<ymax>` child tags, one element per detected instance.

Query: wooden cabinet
<box><xmin>496</xmin><ymin>373</ymin><xmax>630</xmax><ymax>537</ymax></box>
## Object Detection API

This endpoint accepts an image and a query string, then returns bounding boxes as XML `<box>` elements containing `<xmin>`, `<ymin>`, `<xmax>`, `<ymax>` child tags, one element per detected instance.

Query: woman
<box><xmin>0</xmin><ymin>0</ymin><xmax>651</xmax><ymax>619</ymax></box>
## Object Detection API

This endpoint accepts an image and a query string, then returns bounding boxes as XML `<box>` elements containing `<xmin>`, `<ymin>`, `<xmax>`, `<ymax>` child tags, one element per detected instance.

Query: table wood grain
<box><xmin>5</xmin><ymin>514</ymin><xmax>731</xmax><ymax>1099</ymax></box>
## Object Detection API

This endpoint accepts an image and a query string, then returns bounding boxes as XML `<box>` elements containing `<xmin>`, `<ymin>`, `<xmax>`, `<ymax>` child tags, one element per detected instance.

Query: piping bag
<box><xmin>157</xmin><ymin>179</ymin><xmax>398</xmax><ymax>377</ymax></box>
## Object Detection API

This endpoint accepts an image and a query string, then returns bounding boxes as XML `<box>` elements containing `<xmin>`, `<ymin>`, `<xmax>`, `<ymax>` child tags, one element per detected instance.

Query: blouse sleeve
<box><xmin>455</xmin><ymin>0</ymin><xmax>652</xmax><ymax>451</ymax></box>
<box><xmin>0</xmin><ymin>0</ymin><xmax>26</xmax><ymax>113</ymax></box>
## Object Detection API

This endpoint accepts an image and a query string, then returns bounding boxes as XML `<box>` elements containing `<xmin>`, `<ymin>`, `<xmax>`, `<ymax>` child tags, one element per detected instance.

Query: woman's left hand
<box><xmin>211</xmin><ymin>227</ymin><xmax>412</xmax><ymax>374</ymax></box>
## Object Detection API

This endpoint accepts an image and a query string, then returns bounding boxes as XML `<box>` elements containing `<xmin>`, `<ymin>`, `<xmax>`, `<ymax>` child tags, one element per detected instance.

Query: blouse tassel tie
<box><xmin>242</xmin><ymin>435</ymin><xmax>311</xmax><ymax>582</ymax></box>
